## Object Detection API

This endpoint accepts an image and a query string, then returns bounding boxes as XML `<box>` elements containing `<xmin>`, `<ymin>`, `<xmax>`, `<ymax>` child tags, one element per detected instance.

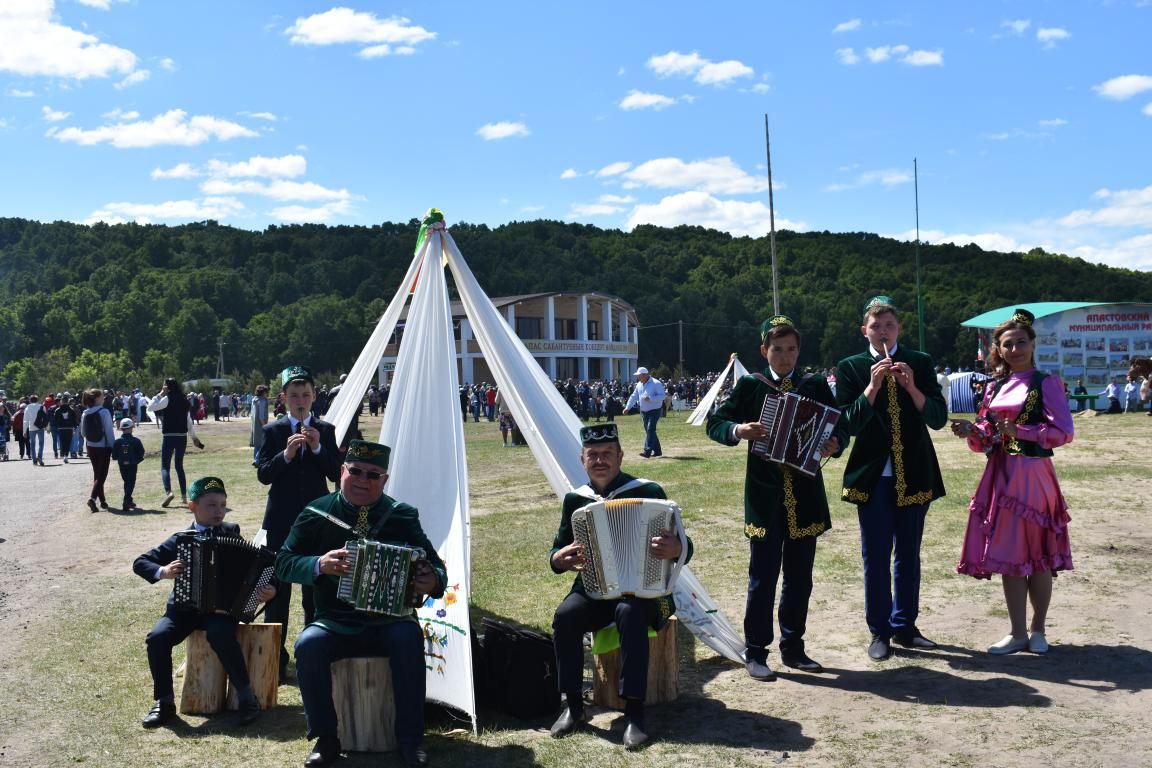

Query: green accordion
<box><xmin>336</xmin><ymin>539</ymin><xmax>426</xmax><ymax>616</ymax></box>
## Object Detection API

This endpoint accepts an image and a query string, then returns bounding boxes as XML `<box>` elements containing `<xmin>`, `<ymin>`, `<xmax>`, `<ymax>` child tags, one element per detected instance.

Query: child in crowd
<box><xmin>114</xmin><ymin>418</ymin><xmax>146</xmax><ymax>510</ymax></box>
<box><xmin>132</xmin><ymin>477</ymin><xmax>276</xmax><ymax>728</ymax></box>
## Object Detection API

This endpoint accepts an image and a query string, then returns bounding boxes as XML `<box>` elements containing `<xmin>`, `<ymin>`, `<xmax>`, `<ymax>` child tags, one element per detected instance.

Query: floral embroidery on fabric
<box><xmin>888</xmin><ymin>371</ymin><xmax>935</xmax><ymax>506</ymax></box>
<box><xmin>784</xmin><ymin>466</ymin><xmax>826</xmax><ymax>539</ymax></box>
<box><xmin>745</xmin><ymin>522</ymin><xmax>767</xmax><ymax>539</ymax></box>
<box><xmin>420</xmin><ymin>581</ymin><xmax>466</xmax><ymax>675</ymax></box>
<box><xmin>842</xmin><ymin>487</ymin><xmax>869</xmax><ymax>503</ymax></box>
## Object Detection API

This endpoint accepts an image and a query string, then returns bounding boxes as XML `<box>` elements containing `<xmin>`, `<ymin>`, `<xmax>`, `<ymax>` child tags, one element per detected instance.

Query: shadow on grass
<box><xmin>109</xmin><ymin>505</ymin><xmax>169</xmax><ymax>516</ymax></box>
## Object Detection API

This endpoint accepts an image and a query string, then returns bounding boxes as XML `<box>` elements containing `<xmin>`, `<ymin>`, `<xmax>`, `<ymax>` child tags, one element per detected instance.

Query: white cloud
<box><xmin>102</xmin><ymin>107</ymin><xmax>139</xmax><ymax>121</ymax></box>
<box><xmin>597</xmin><ymin>161</ymin><xmax>632</xmax><ymax>177</ymax></box>
<box><xmin>625</xmin><ymin>191</ymin><xmax>804</xmax><ymax>237</ymax></box>
<box><xmin>271</xmin><ymin>200</ymin><xmax>353</xmax><ymax>223</ymax></box>
<box><xmin>889</xmin><ymin>227</ymin><xmax>1026</xmax><ymax>254</ymax></box>
<box><xmin>285</xmin><ymin>8</ymin><xmax>434</xmax><ymax>57</ymax></box>
<box><xmin>865</xmin><ymin>45</ymin><xmax>909</xmax><ymax>63</ymax></box>
<box><xmin>9</xmin><ymin>88</ymin><xmax>35</xmax><ymax>97</ymax></box>
<box><xmin>76</xmin><ymin>0</ymin><xmax>125</xmax><ymax>8</ymax></box>
<box><xmin>560</xmin><ymin>168</ymin><xmax>581</xmax><ymax>179</ymax></box>
<box><xmin>520</xmin><ymin>205</ymin><xmax>545</xmax><ymax>213</ymax></box>
<box><xmin>1057</xmin><ymin>185</ymin><xmax>1152</xmax><ymax>228</ymax></box>
<box><xmin>567</xmin><ymin>203</ymin><xmax>625</xmax><ymax>218</ymax></box>
<box><xmin>206</xmin><ymin>154</ymin><xmax>307</xmax><ymax>178</ymax></box>
<box><xmin>159</xmin><ymin>57</ymin><xmax>176</xmax><ymax>71</ymax></box>
<box><xmin>114</xmin><ymin>68</ymin><xmax>149</xmax><ymax>89</ymax></box>
<box><xmin>1145</xmin><ymin>102</ymin><xmax>1152</xmax><ymax>117</ymax></box>
<box><xmin>646</xmin><ymin>50</ymin><xmax>754</xmax><ymax>86</ymax></box>
<box><xmin>599</xmin><ymin>194</ymin><xmax>635</xmax><ymax>204</ymax></box>
<box><xmin>51</xmin><ymin>109</ymin><xmax>258</xmax><ymax>148</ymax></box>
<box><xmin>242</xmin><ymin>111</ymin><xmax>278</xmax><ymax>121</ymax></box>
<box><xmin>200</xmin><ymin>178</ymin><xmax>350</xmax><ymax>202</ymax></box>
<box><xmin>476</xmin><ymin>121</ymin><xmax>529</xmax><ymax>140</ymax></box>
<box><xmin>41</xmin><ymin>105</ymin><xmax>70</xmax><ymax>122</ymax></box>
<box><xmin>619</xmin><ymin>90</ymin><xmax>676</xmax><ymax>110</ymax></box>
<box><xmin>1093</xmin><ymin>74</ymin><xmax>1152</xmax><ymax>100</ymax></box>
<box><xmin>833</xmin><ymin>19</ymin><xmax>861</xmax><ymax>33</ymax></box>
<box><xmin>1001</xmin><ymin>19</ymin><xmax>1031</xmax><ymax>36</ymax></box>
<box><xmin>84</xmin><ymin>197</ymin><xmax>245</xmax><ymax>225</ymax></box>
<box><xmin>151</xmin><ymin>163</ymin><xmax>199</xmax><ymax>180</ymax></box>
<box><xmin>1036</xmin><ymin>27</ymin><xmax>1070</xmax><ymax>48</ymax></box>
<box><xmin>0</xmin><ymin>0</ymin><xmax>139</xmax><ymax>80</ymax></box>
<box><xmin>621</xmin><ymin>156</ymin><xmax>768</xmax><ymax>195</ymax></box>
<box><xmin>826</xmin><ymin>168</ymin><xmax>913</xmax><ymax>192</ymax></box>
<box><xmin>903</xmin><ymin>49</ymin><xmax>943</xmax><ymax>66</ymax></box>
<box><xmin>749</xmin><ymin>82</ymin><xmax>770</xmax><ymax>94</ymax></box>
<box><xmin>836</xmin><ymin>47</ymin><xmax>861</xmax><ymax>65</ymax></box>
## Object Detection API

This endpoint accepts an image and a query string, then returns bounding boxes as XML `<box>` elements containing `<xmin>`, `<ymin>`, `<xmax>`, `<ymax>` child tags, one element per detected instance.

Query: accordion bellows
<box><xmin>571</xmin><ymin>498</ymin><xmax>688</xmax><ymax>600</ymax></box>
<box><xmin>751</xmin><ymin>391</ymin><xmax>840</xmax><ymax>477</ymax></box>
<box><xmin>172</xmin><ymin>532</ymin><xmax>276</xmax><ymax>622</ymax></box>
<box><xmin>337</xmin><ymin>539</ymin><xmax>425</xmax><ymax>616</ymax></box>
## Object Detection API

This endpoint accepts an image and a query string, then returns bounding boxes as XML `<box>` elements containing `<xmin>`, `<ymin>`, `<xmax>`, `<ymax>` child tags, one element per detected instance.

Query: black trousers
<box><xmin>118</xmin><ymin>463</ymin><xmax>138</xmax><ymax>506</ymax></box>
<box><xmin>146</xmin><ymin>606</ymin><xmax>249</xmax><ymax>701</ymax></box>
<box><xmin>264</xmin><ymin>582</ymin><xmax>315</xmax><ymax>670</ymax></box>
<box><xmin>745</xmin><ymin>526</ymin><xmax>817</xmax><ymax>663</ymax></box>
<box><xmin>552</xmin><ymin>592</ymin><xmax>658</xmax><ymax>702</ymax></box>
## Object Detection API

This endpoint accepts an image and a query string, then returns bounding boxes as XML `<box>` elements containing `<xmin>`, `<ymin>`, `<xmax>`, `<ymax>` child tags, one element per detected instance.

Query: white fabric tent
<box><xmin>325</xmin><ymin>214</ymin><xmax>747</xmax><ymax>731</ymax></box>
<box><xmin>686</xmin><ymin>354</ymin><xmax>750</xmax><ymax>426</ymax></box>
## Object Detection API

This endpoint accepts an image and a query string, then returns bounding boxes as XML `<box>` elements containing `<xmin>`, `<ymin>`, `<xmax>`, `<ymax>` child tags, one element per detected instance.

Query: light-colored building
<box><xmin>378</xmin><ymin>291</ymin><xmax>640</xmax><ymax>386</ymax></box>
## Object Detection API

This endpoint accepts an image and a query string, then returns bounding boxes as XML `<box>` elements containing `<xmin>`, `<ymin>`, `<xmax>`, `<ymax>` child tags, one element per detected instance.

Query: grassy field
<box><xmin>2</xmin><ymin>407</ymin><xmax>1151</xmax><ymax>767</ymax></box>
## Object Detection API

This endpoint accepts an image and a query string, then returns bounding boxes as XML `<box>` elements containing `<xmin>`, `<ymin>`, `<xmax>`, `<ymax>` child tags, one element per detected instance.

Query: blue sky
<box><xmin>1</xmin><ymin>1</ymin><xmax>1150</xmax><ymax>269</ymax></box>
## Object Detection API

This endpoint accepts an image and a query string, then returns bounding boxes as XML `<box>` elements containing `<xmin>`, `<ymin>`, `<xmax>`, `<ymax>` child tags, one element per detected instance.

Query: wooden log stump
<box><xmin>332</xmin><ymin>657</ymin><xmax>396</xmax><ymax>753</ymax></box>
<box><xmin>179</xmin><ymin>630</ymin><xmax>227</xmax><ymax>714</ymax></box>
<box><xmin>226</xmin><ymin>623</ymin><xmax>281</xmax><ymax>711</ymax></box>
<box><xmin>180</xmin><ymin>624</ymin><xmax>281</xmax><ymax>715</ymax></box>
<box><xmin>591</xmin><ymin>616</ymin><xmax>679</xmax><ymax>710</ymax></box>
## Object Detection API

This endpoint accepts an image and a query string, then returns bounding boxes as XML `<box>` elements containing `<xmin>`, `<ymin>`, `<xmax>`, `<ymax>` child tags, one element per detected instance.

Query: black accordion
<box><xmin>172</xmin><ymin>531</ymin><xmax>276</xmax><ymax>622</ymax></box>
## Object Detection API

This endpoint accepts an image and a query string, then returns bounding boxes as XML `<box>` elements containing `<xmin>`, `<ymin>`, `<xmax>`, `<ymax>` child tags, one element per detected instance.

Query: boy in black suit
<box><xmin>114</xmin><ymin>418</ymin><xmax>146</xmax><ymax>510</ymax></box>
<box><xmin>255</xmin><ymin>365</ymin><xmax>343</xmax><ymax>678</ymax></box>
<box><xmin>133</xmin><ymin>477</ymin><xmax>276</xmax><ymax>728</ymax></box>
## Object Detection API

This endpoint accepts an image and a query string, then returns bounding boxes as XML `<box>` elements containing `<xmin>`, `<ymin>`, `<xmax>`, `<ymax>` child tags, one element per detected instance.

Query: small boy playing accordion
<box><xmin>132</xmin><ymin>476</ymin><xmax>276</xmax><ymax>728</ymax></box>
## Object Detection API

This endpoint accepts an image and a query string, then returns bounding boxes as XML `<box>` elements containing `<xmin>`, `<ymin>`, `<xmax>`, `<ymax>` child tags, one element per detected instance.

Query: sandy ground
<box><xmin>1</xmin><ymin>413</ymin><xmax>1151</xmax><ymax>767</ymax></box>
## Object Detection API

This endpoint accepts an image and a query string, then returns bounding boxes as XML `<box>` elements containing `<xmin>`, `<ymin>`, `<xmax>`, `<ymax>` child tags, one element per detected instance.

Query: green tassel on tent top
<box><xmin>414</xmin><ymin>207</ymin><xmax>446</xmax><ymax>257</ymax></box>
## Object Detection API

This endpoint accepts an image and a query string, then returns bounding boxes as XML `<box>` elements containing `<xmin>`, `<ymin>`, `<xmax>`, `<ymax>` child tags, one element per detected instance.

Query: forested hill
<box><xmin>1</xmin><ymin>215</ymin><xmax>1149</xmax><ymax>392</ymax></box>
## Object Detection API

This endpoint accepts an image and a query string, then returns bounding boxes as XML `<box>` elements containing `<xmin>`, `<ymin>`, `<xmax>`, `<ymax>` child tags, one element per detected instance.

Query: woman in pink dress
<box><xmin>950</xmin><ymin>308</ymin><xmax>1074</xmax><ymax>655</ymax></box>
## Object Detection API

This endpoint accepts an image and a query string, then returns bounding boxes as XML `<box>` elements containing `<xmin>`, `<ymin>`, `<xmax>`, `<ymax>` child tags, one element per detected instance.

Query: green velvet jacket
<box><xmin>548</xmin><ymin>472</ymin><xmax>693</xmax><ymax>629</ymax></box>
<box><xmin>275</xmin><ymin>490</ymin><xmax>447</xmax><ymax>634</ymax></box>
<box><xmin>834</xmin><ymin>347</ymin><xmax>947</xmax><ymax>507</ymax></box>
<box><xmin>707</xmin><ymin>370</ymin><xmax>847</xmax><ymax>541</ymax></box>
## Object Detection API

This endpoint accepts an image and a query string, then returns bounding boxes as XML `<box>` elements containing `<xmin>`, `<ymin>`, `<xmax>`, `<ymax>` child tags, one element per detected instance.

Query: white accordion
<box><xmin>570</xmin><ymin>498</ymin><xmax>688</xmax><ymax>600</ymax></box>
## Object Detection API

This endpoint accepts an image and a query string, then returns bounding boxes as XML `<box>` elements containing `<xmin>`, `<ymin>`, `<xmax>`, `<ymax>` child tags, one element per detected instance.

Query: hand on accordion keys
<box><xmin>408</xmin><ymin>558</ymin><xmax>439</xmax><ymax>602</ymax></box>
<box><xmin>649</xmin><ymin>530</ymin><xmax>683</xmax><ymax>561</ymax></box>
<box><xmin>552</xmin><ymin>542</ymin><xmax>586</xmax><ymax>572</ymax></box>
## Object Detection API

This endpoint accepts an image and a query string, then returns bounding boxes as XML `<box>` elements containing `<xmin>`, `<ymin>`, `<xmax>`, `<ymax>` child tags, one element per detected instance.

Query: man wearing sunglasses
<box><xmin>275</xmin><ymin>439</ymin><xmax>446</xmax><ymax>768</ymax></box>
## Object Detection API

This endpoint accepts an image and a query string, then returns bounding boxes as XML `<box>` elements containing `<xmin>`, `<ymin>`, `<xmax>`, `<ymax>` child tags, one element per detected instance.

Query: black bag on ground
<box><xmin>481</xmin><ymin>617</ymin><xmax>559</xmax><ymax>719</ymax></box>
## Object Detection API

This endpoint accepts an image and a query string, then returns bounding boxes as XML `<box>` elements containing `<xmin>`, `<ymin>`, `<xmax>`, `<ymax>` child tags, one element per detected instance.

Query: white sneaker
<box><xmin>988</xmin><ymin>634</ymin><xmax>1029</xmax><ymax>655</ymax></box>
<box><xmin>1028</xmin><ymin>632</ymin><xmax>1049</xmax><ymax>654</ymax></box>
<box><xmin>161</xmin><ymin>492</ymin><xmax>175</xmax><ymax>508</ymax></box>
<box><xmin>746</xmin><ymin>659</ymin><xmax>776</xmax><ymax>681</ymax></box>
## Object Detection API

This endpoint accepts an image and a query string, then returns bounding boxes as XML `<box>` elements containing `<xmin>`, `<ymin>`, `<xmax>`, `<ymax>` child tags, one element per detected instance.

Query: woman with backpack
<box><xmin>147</xmin><ymin>378</ymin><xmax>204</xmax><ymax>507</ymax></box>
<box><xmin>81</xmin><ymin>388</ymin><xmax>117</xmax><ymax>512</ymax></box>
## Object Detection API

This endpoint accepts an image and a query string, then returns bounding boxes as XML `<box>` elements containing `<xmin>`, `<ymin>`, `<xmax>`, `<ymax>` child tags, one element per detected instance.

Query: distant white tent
<box><xmin>686</xmin><ymin>353</ymin><xmax>751</xmax><ymax>426</ymax></box>
<box><xmin>326</xmin><ymin>213</ymin><xmax>746</xmax><ymax>731</ymax></box>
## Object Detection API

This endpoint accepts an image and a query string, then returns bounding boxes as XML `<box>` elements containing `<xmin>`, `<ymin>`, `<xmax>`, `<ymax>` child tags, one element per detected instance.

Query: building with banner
<box><xmin>379</xmin><ymin>291</ymin><xmax>640</xmax><ymax>385</ymax></box>
<box><xmin>961</xmin><ymin>301</ymin><xmax>1152</xmax><ymax>407</ymax></box>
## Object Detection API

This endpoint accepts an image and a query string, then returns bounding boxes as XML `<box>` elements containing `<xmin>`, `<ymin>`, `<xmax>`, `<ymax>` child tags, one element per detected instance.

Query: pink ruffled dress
<box><xmin>957</xmin><ymin>370</ymin><xmax>1074</xmax><ymax>579</ymax></box>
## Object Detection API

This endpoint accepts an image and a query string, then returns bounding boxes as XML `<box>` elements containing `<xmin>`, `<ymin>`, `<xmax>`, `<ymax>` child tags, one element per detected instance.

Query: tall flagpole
<box><xmin>914</xmin><ymin>158</ymin><xmax>925</xmax><ymax>351</ymax></box>
<box><xmin>765</xmin><ymin>115</ymin><xmax>780</xmax><ymax>315</ymax></box>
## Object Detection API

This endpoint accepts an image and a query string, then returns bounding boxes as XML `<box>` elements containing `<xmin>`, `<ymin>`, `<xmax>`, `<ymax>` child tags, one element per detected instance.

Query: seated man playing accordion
<box><xmin>275</xmin><ymin>440</ymin><xmax>445</xmax><ymax>768</ymax></box>
<box><xmin>549</xmin><ymin>423</ymin><xmax>693</xmax><ymax>750</ymax></box>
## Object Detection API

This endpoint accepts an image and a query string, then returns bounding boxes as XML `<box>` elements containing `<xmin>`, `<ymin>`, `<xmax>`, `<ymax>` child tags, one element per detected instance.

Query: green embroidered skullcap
<box><xmin>189</xmin><ymin>476</ymin><xmax>226</xmax><ymax>501</ymax></box>
<box><xmin>345</xmin><ymin>439</ymin><xmax>391</xmax><ymax>469</ymax></box>
<box><xmin>760</xmin><ymin>314</ymin><xmax>796</xmax><ymax>340</ymax></box>
<box><xmin>580</xmin><ymin>423</ymin><xmax>619</xmax><ymax>445</ymax></box>
<box><xmin>280</xmin><ymin>364</ymin><xmax>314</xmax><ymax>390</ymax></box>
<box><xmin>1010</xmin><ymin>307</ymin><xmax>1035</xmax><ymax>327</ymax></box>
<box><xmin>864</xmin><ymin>295</ymin><xmax>897</xmax><ymax>314</ymax></box>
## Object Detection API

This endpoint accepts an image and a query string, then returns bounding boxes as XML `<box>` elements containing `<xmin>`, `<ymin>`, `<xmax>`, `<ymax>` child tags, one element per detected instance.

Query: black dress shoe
<box><xmin>303</xmin><ymin>736</ymin><xmax>341</xmax><ymax>767</ymax></box>
<box><xmin>623</xmin><ymin>721</ymin><xmax>650</xmax><ymax>750</ymax></box>
<box><xmin>780</xmin><ymin>650</ymin><xmax>824</xmax><ymax>673</ymax></box>
<box><xmin>141</xmin><ymin>701</ymin><xmax>176</xmax><ymax>728</ymax></box>
<box><xmin>867</xmin><ymin>635</ymin><xmax>892</xmax><ymax>661</ymax></box>
<box><xmin>893</xmin><ymin>629</ymin><xmax>937</xmax><ymax>649</ymax></box>
<box><xmin>401</xmin><ymin>746</ymin><xmax>430</xmax><ymax>767</ymax></box>
<box><xmin>235</xmin><ymin>698</ymin><xmax>261</xmax><ymax>726</ymax></box>
<box><xmin>550</xmin><ymin>707</ymin><xmax>588</xmax><ymax>738</ymax></box>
